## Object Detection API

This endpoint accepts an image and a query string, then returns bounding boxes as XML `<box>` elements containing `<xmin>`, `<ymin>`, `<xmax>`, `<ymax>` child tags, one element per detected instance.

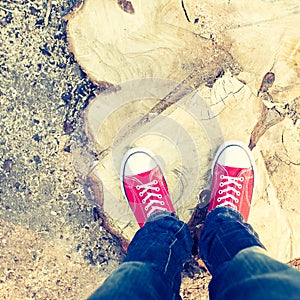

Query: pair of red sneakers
<box><xmin>121</xmin><ymin>141</ymin><xmax>255</xmax><ymax>227</ymax></box>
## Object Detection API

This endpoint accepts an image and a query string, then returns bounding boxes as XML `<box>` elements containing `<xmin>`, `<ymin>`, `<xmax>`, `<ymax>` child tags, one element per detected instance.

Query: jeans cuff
<box><xmin>199</xmin><ymin>206</ymin><xmax>264</xmax><ymax>276</ymax></box>
<box><xmin>146</xmin><ymin>211</ymin><xmax>179</xmax><ymax>223</ymax></box>
<box><xmin>206</xmin><ymin>206</ymin><xmax>244</xmax><ymax>224</ymax></box>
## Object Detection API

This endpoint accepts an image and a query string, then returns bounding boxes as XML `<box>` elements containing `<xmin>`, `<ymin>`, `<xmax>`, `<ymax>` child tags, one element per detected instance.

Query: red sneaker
<box><xmin>207</xmin><ymin>141</ymin><xmax>256</xmax><ymax>222</ymax></box>
<box><xmin>121</xmin><ymin>147</ymin><xmax>175</xmax><ymax>227</ymax></box>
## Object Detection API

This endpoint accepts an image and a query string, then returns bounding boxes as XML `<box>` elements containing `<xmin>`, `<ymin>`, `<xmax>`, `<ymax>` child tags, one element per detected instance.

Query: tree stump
<box><xmin>66</xmin><ymin>0</ymin><xmax>300</xmax><ymax>262</ymax></box>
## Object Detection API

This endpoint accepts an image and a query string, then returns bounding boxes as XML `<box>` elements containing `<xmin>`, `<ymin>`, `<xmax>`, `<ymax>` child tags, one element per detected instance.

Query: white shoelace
<box><xmin>136</xmin><ymin>180</ymin><xmax>166</xmax><ymax>217</ymax></box>
<box><xmin>216</xmin><ymin>175</ymin><xmax>244</xmax><ymax>210</ymax></box>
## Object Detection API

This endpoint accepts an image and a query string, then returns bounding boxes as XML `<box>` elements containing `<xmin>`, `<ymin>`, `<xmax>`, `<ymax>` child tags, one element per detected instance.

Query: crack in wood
<box><xmin>249</xmin><ymin>71</ymin><xmax>286</xmax><ymax>150</ymax></box>
<box><xmin>110</xmin><ymin>64</ymin><xmax>225</xmax><ymax>150</ymax></box>
<box><xmin>257</xmin><ymin>72</ymin><xmax>275</xmax><ymax>96</ymax></box>
<box><xmin>187</xmin><ymin>190</ymin><xmax>210</xmax><ymax>256</ymax></box>
<box><xmin>274</xmin><ymin>153</ymin><xmax>300</xmax><ymax>166</ymax></box>
<box><xmin>249</xmin><ymin>105</ymin><xmax>285</xmax><ymax>150</ymax></box>
<box><xmin>279</xmin><ymin>130</ymin><xmax>300</xmax><ymax>166</ymax></box>
<box><xmin>211</xmin><ymin>83</ymin><xmax>244</xmax><ymax>106</ymax></box>
<box><xmin>181</xmin><ymin>0</ymin><xmax>190</xmax><ymax>22</ymax></box>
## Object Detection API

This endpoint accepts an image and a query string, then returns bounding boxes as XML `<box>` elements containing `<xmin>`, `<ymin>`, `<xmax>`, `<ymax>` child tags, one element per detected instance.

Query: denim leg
<box><xmin>199</xmin><ymin>207</ymin><xmax>264</xmax><ymax>277</ymax></box>
<box><xmin>199</xmin><ymin>207</ymin><xmax>300</xmax><ymax>300</ymax></box>
<box><xmin>89</xmin><ymin>212</ymin><xmax>193</xmax><ymax>300</ymax></box>
<box><xmin>88</xmin><ymin>261</ymin><xmax>175</xmax><ymax>300</ymax></box>
<box><xmin>209</xmin><ymin>246</ymin><xmax>300</xmax><ymax>300</ymax></box>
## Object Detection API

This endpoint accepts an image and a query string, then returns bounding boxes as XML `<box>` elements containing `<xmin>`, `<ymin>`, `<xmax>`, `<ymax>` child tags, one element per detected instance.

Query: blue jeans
<box><xmin>88</xmin><ymin>207</ymin><xmax>300</xmax><ymax>299</ymax></box>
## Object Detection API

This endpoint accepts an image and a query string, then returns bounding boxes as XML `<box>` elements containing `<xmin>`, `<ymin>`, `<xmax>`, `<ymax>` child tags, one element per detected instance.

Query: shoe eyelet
<box><xmin>219</xmin><ymin>183</ymin><xmax>224</xmax><ymax>187</ymax></box>
<box><xmin>237</xmin><ymin>191</ymin><xmax>241</xmax><ymax>196</ymax></box>
<box><xmin>220</xmin><ymin>175</ymin><xmax>224</xmax><ymax>179</ymax></box>
<box><xmin>238</xmin><ymin>184</ymin><xmax>242</xmax><ymax>189</ymax></box>
<box><xmin>217</xmin><ymin>198</ymin><xmax>221</xmax><ymax>202</ymax></box>
<box><xmin>161</xmin><ymin>201</ymin><xmax>164</xmax><ymax>205</ymax></box>
<box><xmin>240</xmin><ymin>177</ymin><xmax>244</xmax><ymax>182</ymax></box>
<box><xmin>136</xmin><ymin>185</ymin><xmax>140</xmax><ymax>190</ymax></box>
<box><xmin>145</xmin><ymin>207</ymin><xmax>148</xmax><ymax>211</ymax></box>
<box><xmin>158</xmin><ymin>195</ymin><xmax>162</xmax><ymax>199</ymax></box>
<box><xmin>218</xmin><ymin>190</ymin><xmax>223</xmax><ymax>194</ymax></box>
<box><xmin>155</xmin><ymin>187</ymin><xmax>160</xmax><ymax>192</ymax></box>
<box><xmin>153</xmin><ymin>180</ymin><xmax>158</xmax><ymax>184</ymax></box>
<box><xmin>139</xmin><ymin>192</ymin><xmax>143</xmax><ymax>197</ymax></box>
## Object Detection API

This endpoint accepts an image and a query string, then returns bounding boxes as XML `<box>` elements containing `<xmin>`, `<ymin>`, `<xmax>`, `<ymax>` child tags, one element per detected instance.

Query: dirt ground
<box><xmin>0</xmin><ymin>0</ymin><xmax>298</xmax><ymax>299</ymax></box>
<box><xmin>0</xmin><ymin>0</ymin><xmax>127</xmax><ymax>298</ymax></box>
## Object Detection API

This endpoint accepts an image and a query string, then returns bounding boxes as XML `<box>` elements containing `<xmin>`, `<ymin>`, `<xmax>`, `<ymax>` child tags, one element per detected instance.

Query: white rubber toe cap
<box><xmin>213</xmin><ymin>141</ymin><xmax>254</xmax><ymax>169</ymax></box>
<box><xmin>122</xmin><ymin>148</ymin><xmax>158</xmax><ymax>176</ymax></box>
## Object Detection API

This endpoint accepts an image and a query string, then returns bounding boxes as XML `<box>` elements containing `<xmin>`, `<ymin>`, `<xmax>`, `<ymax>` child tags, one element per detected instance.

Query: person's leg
<box><xmin>200</xmin><ymin>206</ymin><xmax>264</xmax><ymax>277</ymax></box>
<box><xmin>200</xmin><ymin>207</ymin><xmax>300</xmax><ymax>300</ymax></box>
<box><xmin>200</xmin><ymin>141</ymin><xmax>300</xmax><ymax>300</ymax></box>
<box><xmin>89</xmin><ymin>212</ymin><xmax>192</xmax><ymax>300</ymax></box>
<box><xmin>88</xmin><ymin>148</ymin><xmax>193</xmax><ymax>300</ymax></box>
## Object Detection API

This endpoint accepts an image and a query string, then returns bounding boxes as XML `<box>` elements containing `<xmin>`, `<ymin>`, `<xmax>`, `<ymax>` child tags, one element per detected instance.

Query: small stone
<box><xmin>3</xmin><ymin>159</ymin><xmax>13</xmax><ymax>172</ymax></box>
<box><xmin>33</xmin><ymin>155</ymin><xmax>41</xmax><ymax>164</ymax></box>
<box><xmin>29</xmin><ymin>6</ymin><xmax>40</xmax><ymax>16</ymax></box>
<box><xmin>63</xmin><ymin>121</ymin><xmax>74</xmax><ymax>134</ymax></box>
<box><xmin>33</xmin><ymin>134</ymin><xmax>42</xmax><ymax>142</ymax></box>
<box><xmin>35</xmin><ymin>19</ymin><xmax>44</xmax><ymax>25</ymax></box>
<box><xmin>63</xmin><ymin>145</ymin><xmax>71</xmax><ymax>153</ymax></box>
<box><xmin>40</xmin><ymin>47</ymin><xmax>51</xmax><ymax>57</ymax></box>
<box><xmin>14</xmin><ymin>182</ymin><xmax>21</xmax><ymax>189</ymax></box>
<box><xmin>93</xmin><ymin>207</ymin><xmax>101</xmax><ymax>221</ymax></box>
<box><xmin>5</xmin><ymin>12</ymin><xmax>13</xmax><ymax>24</ymax></box>
<box><xmin>61</xmin><ymin>92</ymin><xmax>72</xmax><ymax>104</ymax></box>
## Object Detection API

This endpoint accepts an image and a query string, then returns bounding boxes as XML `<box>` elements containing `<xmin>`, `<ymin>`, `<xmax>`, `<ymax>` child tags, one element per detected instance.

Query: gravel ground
<box><xmin>0</xmin><ymin>0</ymin><xmax>126</xmax><ymax>298</ymax></box>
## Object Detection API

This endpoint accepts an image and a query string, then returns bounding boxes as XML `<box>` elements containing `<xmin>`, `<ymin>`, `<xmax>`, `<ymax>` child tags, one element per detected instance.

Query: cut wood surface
<box><xmin>67</xmin><ymin>0</ymin><xmax>300</xmax><ymax>262</ymax></box>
